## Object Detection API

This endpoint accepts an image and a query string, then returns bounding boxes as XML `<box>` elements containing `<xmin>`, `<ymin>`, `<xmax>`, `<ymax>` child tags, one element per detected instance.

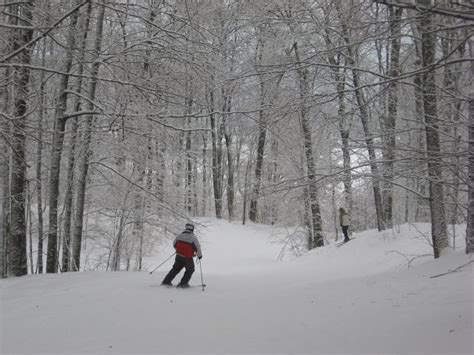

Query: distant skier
<box><xmin>339</xmin><ymin>208</ymin><xmax>351</xmax><ymax>243</ymax></box>
<box><xmin>161</xmin><ymin>223</ymin><xmax>202</xmax><ymax>288</ymax></box>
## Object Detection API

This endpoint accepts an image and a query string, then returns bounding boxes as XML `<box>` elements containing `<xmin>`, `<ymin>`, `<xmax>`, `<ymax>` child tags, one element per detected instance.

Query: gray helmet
<box><xmin>185</xmin><ymin>223</ymin><xmax>194</xmax><ymax>232</ymax></box>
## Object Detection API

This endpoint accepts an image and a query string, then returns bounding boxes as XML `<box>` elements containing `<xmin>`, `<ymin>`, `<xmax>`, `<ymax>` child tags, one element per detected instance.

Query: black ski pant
<box><xmin>162</xmin><ymin>255</ymin><xmax>195</xmax><ymax>285</ymax></box>
<box><xmin>342</xmin><ymin>225</ymin><xmax>349</xmax><ymax>241</ymax></box>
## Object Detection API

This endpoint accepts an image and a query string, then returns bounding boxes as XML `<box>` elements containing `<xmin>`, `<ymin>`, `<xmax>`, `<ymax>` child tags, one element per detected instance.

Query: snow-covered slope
<box><xmin>1</xmin><ymin>219</ymin><xmax>472</xmax><ymax>354</ymax></box>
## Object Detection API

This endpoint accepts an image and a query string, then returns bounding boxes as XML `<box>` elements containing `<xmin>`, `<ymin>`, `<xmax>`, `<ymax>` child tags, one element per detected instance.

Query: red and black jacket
<box><xmin>173</xmin><ymin>230</ymin><xmax>202</xmax><ymax>258</ymax></box>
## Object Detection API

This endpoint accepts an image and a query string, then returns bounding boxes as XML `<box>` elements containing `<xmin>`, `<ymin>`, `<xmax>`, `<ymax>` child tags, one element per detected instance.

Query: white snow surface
<box><xmin>1</xmin><ymin>218</ymin><xmax>473</xmax><ymax>354</ymax></box>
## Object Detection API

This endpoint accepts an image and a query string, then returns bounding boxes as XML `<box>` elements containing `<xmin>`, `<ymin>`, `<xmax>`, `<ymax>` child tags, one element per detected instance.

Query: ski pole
<box><xmin>198</xmin><ymin>257</ymin><xmax>205</xmax><ymax>291</ymax></box>
<box><xmin>149</xmin><ymin>252</ymin><xmax>175</xmax><ymax>274</ymax></box>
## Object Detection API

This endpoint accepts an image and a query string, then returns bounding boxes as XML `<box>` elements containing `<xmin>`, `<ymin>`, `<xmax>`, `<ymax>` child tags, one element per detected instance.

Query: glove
<box><xmin>198</xmin><ymin>256</ymin><xmax>202</xmax><ymax>260</ymax></box>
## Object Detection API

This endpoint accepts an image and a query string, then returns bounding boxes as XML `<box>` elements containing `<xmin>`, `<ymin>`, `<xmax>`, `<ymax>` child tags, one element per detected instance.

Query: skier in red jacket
<box><xmin>161</xmin><ymin>223</ymin><xmax>202</xmax><ymax>288</ymax></box>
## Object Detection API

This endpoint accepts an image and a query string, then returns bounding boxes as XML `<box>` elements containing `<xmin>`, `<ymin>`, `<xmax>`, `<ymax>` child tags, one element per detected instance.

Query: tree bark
<box><xmin>417</xmin><ymin>0</ymin><xmax>448</xmax><ymax>258</ymax></box>
<box><xmin>242</xmin><ymin>149</ymin><xmax>253</xmax><ymax>225</ymax></box>
<box><xmin>201</xmin><ymin>128</ymin><xmax>208</xmax><ymax>216</ymax></box>
<box><xmin>333</xmin><ymin>58</ymin><xmax>352</xmax><ymax>213</ymax></box>
<box><xmin>185</xmin><ymin>96</ymin><xmax>194</xmax><ymax>215</ymax></box>
<box><xmin>209</xmin><ymin>88</ymin><xmax>223</xmax><ymax>219</ymax></box>
<box><xmin>382</xmin><ymin>7</ymin><xmax>403</xmax><ymax>229</ymax></box>
<box><xmin>61</xmin><ymin>7</ymin><xmax>90</xmax><ymax>272</ymax></box>
<box><xmin>322</xmin><ymin>13</ymin><xmax>353</xmax><ymax>214</ymax></box>
<box><xmin>71</xmin><ymin>1</ymin><xmax>105</xmax><ymax>271</ymax></box>
<box><xmin>35</xmin><ymin>35</ymin><xmax>49</xmax><ymax>274</ymax></box>
<box><xmin>466</xmin><ymin>39</ymin><xmax>474</xmax><ymax>254</ymax></box>
<box><xmin>222</xmin><ymin>90</ymin><xmax>235</xmax><ymax>221</ymax></box>
<box><xmin>249</xmin><ymin>35</ymin><xmax>267</xmax><ymax>223</ymax></box>
<box><xmin>249</xmin><ymin>88</ymin><xmax>266</xmax><ymax>223</ymax></box>
<box><xmin>293</xmin><ymin>41</ymin><xmax>324</xmax><ymax>248</ymax></box>
<box><xmin>410</xmin><ymin>22</ymin><xmax>428</xmax><ymax>222</ymax></box>
<box><xmin>0</xmin><ymin>112</ymin><xmax>9</xmax><ymax>278</ymax></box>
<box><xmin>0</xmin><ymin>69</ymin><xmax>10</xmax><ymax>278</ymax></box>
<box><xmin>0</xmin><ymin>171</ymin><xmax>6</xmax><ymax>278</ymax></box>
<box><xmin>27</xmin><ymin>181</ymin><xmax>34</xmax><ymax>274</ymax></box>
<box><xmin>46</xmin><ymin>3</ymin><xmax>80</xmax><ymax>273</ymax></box>
<box><xmin>61</xmin><ymin>113</ymin><xmax>78</xmax><ymax>271</ymax></box>
<box><xmin>155</xmin><ymin>139</ymin><xmax>166</xmax><ymax>214</ymax></box>
<box><xmin>8</xmin><ymin>1</ymin><xmax>34</xmax><ymax>276</ymax></box>
<box><xmin>110</xmin><ymin>209</ymin><xmax>127</xmax><ymax>272</ymax></box>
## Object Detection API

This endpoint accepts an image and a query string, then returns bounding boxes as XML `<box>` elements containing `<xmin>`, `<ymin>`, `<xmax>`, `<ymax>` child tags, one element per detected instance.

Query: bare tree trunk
<box><xmin>353</xmin><ymin>67</ymin><xmax>385</xmax><ymax>230</ymax></box>
<box><xmin>302</xmin><ymin>138</ymin><xmax>324</xmax><ymax>248</ymax></box>
<box><xmin>466</xmin><ymin>39</ymin><xmax>474</xmax><ymax>254</ymax></box>
<box><xmin>222</xmin><ymin>92</ymin><xmax>235</xmax><ymax>220</ymax></box>
<box><xmin>382</xmin><ymin>7</ymin><xmax>403</xmax><ymax>229</ymax></box>
<box><xmin>249</xmin><ymin>35</ymin><xmax>267</xmax><ymax>223</ymax></box>
<box><xmin>26</xmin><ymin>181</ymin><xmax>33</xmax><ymax>273</ymax></box>
<box><xmin>61</xmin><ymin>121</ymin><xmax>78</xmax><ymax>271</ymax></box>
<box><xmin>417</xmin><ymin>0</ymin><xmax>448</xmax><ymax>258</ymax></box>
<box><xmin>0</xmin><ymin>131</ymin><xmax>8</xmax><ymax>278</ymax></box>
<box><xmin>414</xmin><ymin>104</ymin><xmax>425</xmax><ymax>221</ymax></box>
<box><xmin>35</xmin><ymin>36</ymin><xmax>49</xmax><ymax>274</ymax></box>
<box><xmin>302</xmin><ymin>185</ymin><xmax>312</xmax><ymax>249</ymax></box>
<box><xmin>71</xmin><ymin>1</ymin><xmax>105</xmax><ymax>271</ymax></box>
<box><xmin>185</xmin><ymin>97</ymin><xmax>194</xmax><ymax>215</ymax></box>
<box><xmin>155</xmin><ymin>139</ymin><xmax>166</xmax><ymax>214</ymax></box>
<box><xmin>46</xmin><ymin>4</ymin><xmax>80</xmax><ymax>273</ymax></box>
<box><xmin>340</xmin><ymin>128</ymin><xmax>353</xmax><ymax>208</ymax></box>
<box><xmin>268</xmin><ymin>139</ymin><xmax>279</xmax><ymax>225</ymax></box>
<box><xmin>209</xmin><ymin>88</ymin><xmax>223</xmax><ymax>219</ymax></box>
<box><xmin>201</xmin><ymin>129</ymin><xmax>208</xmax><ymax>216</ymax></box>
<box><xmin>64</xmin><ymin>2</ymin><xmax>92</xmax><ymax>272</ymax></box>
<box><xmin>249</xmin><ymin>73</ymin><xmax>266</xmax><ymax>223</ymax></box>
<box><xmin>0</xmin><ymin>68</ymin><xmax>10</xmax><ymax>278</ymax></box>
<box><xmin>248</xmin><ymin>26</ymin><xmax>284</xmax><ymax>224</ymax></box>
<box><xmin>336</xmin><ymin>2</ymin><xmax>385</xmax><ymax>231</ymax></box>
<box><xmin>249</xmin><ymin>74</ymin><xmax>283</xmax><ymax>223</ymax></box>
<box><xmin>323</xmin><ymin>16</ymin><xmax>352</xmax><ymax>214</ymax></box>
<box><xmin>62</xmin><ymin>9</ymin><xmax>90</xmax><ymax>272</ymax></box>
<box><xmin>242</xmin><ymin>154</ymin><xmax>252</xmax><ymax>225</ymax></box>
<box><xmin>293</xmin><ymin>41</ymin><xmax>324</xmax><ymax>248</ymax></box>
<box><xmin>8</xmin><ymin>1</ymin><xmax>34</xmax><ymax>276</ymax></box>
<box><xmin>173</xmin><ymin>133</ymin><xmax>184</xmax><ymax>210</ymax></box>
<box><xmin>0</xmin><ymin>167</ymin><xmax>10</xmax><ymax>279</ymax></box>
<box><xmin>131</xmin><ymin>161</ymin><xmax>145</xmax><ymax>270</ymax></box>
<box><xmin>410</xmin><ymin>22</ymin><xmax>428</xmax><ymax>222</ymax></box>
<box><xmin>110</xmin><ymin>210</ymin><xmax>126</xmax><ymax>271</ymax></box>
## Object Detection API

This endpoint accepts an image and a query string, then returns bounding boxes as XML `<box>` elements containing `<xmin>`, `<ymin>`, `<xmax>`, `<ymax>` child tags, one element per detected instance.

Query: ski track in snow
<box><xmin>1</xmin><ymin>219</ymin><xmax>473</xmax><ymax>354</ymax></box>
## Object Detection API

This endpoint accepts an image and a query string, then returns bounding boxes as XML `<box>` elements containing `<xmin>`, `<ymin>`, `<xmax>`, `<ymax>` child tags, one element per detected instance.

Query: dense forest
<box><xmin>1</xmin><ymin>0</ymin><xmax>473</xmax><ymax>277</ymax></box>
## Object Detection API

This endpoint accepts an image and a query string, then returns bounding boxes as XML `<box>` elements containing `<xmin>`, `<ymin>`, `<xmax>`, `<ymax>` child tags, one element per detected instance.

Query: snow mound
<box><xmin>1</xmin><ymin>219</ymin><xmax>472</xmax><ymax>354</ymax></box>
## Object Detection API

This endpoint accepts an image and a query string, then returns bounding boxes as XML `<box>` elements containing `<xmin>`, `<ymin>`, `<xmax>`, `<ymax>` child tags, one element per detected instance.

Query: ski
<box><xmin>336</xmin><ymin>238</ymin><xmax>355</xmax><ymax>247</ymax></box>
<box><xmin>177</xmin><ymin>284</ymin><xmax>206</xmax><ymax>289</ymax></box>
<box><xmin>158</xmin><ymin>284</ymin><xmax>206</xmax><ymax>289</ymax></box>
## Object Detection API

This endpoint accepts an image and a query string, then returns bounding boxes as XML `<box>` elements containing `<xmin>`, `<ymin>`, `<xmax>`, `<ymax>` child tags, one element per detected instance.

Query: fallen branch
<box><xmin>429</xmin><ymin>260</ymin><xmax>474</xmax><ymax>279</ymax></box>
<box><xmin>386</xmin><ymin>250</ymin><xmax>433</xmax><ymax>268</ymax></box>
